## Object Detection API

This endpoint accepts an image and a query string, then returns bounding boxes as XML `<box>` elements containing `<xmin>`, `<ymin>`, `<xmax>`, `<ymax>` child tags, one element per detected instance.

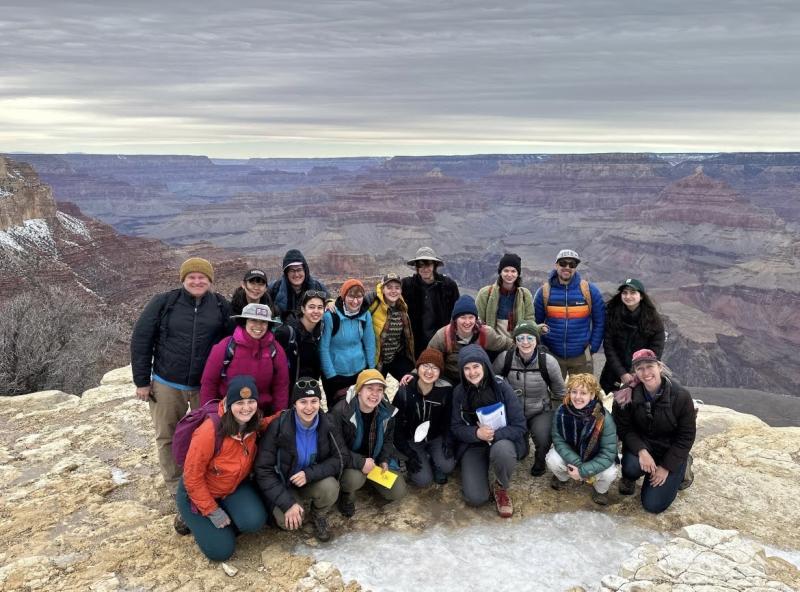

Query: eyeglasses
<box><xmin>287</xmin><ymin>267</ymin><xmax>305</xmax><ymax>274</ymax></box>
<box><xmin>303</xmin><ymin>290</ymin><xmax>326</xmax><ymax>300</ymax></box>
<box><xmin>515</xmin><ymin>335</ymin><xmax>536</xmax><ymax>343</ymax></box>
<box><xmin>296</xmin><ymin>379</ymin><xmax>319</xmax><ymax>389</ymax></box>
<box><xmin>246</xmin><ymin>278</ymin><xmax>266</xmax><ymax>285</ymax></box>
<box><xmin>419</xmin><ymin>363</ymin><xmax>440</xmax><ymax>372</ymax></box>
<box><xmin>557</xmin><ymin>260</ymin><xmax>578</xmax><ymax>269</ymax></box>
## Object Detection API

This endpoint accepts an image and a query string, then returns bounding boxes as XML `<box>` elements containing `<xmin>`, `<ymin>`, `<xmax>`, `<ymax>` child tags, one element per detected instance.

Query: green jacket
<box><xmin>551</xmin><ymin>407</ymin><xmax>617</xmax><ymax>478</ymax></box>
<box><xmin>475</xmin><ymin>284</ymin><xmax>535</xmax><ymax>332</ymax></box>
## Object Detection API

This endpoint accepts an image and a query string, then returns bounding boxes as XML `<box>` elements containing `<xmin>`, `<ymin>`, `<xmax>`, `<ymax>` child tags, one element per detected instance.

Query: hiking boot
<box><xmin>173</xmin><ymin>514</ymin><xmax>190</xmax><ymax>536</ymax></box>
<box><xmin>591</xmin><ymin>490</ymin><xmax>610</xmax><ymax>506</ymax></box>
<box><xmin>550</xmin><ymin>474</ymin><xmax>567</xmax><ymax>491</ymax></box>
<box><xmin>493</xmin><ymin>482</ymin><xmax>513</xmax><ymax>518</ymax></box>
<box><xmin>311</xmin><ymin>511</ymin><xmax>331</xmax><ymax>542</ymax></box>
<box><xmin>433</xmin><ymin>468</ymin><xmax>448</xmax><ymax>485</ymax></box>
<box><xmin>530</xmin><ymin>459</ymin><xmax>546</xmax><ymax>477</ymax></box>
<box><xmin>337</xmin><ymin>493</ymin><xmax>355</xmax><ymax>518</ymax></box>
<box><xmin>679</xmin><ymin>454</ymin><xmax>694</xmax><ymax>491</ymax></box>
<box><xmin>618</xmin><ymin>478</ymin><xmax>635</xmax><ymax>496</ymax></box>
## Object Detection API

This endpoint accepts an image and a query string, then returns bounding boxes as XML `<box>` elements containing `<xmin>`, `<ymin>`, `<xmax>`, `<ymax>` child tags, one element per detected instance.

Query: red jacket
<box><xmin>200</xmin><ymin>326</ymin><xmax>290</xmax><ymax>414</ymax></box>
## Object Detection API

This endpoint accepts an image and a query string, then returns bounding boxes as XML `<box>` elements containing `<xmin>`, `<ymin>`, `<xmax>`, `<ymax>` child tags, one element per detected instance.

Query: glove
<box><xmin>208</xmin><ymin>508</ymin><xmax>230</xmax><ymax>529</ymax></box>
<box><xmin>405</xmin><ymin>453</ymin><xmax>422</xmax><ymax>475</ymax></box>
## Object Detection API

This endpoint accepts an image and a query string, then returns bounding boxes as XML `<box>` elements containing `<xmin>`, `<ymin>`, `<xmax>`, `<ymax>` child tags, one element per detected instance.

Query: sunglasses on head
<box><xmin>303</xmin><ymin>290</ymin><xmax>326</xmax><ymax>300</ymax></box>
<box><xmin>515</xmin><ymin>334</ymin><xmax>536</xmax><ymax>343</ymax></box>
<box><xmin>296</xmin><ymin>379</ymin><xmax>319</xmax><ymax>389</ymax></box>
<box><xmin>557</xmin><ymin>260</ymin><xmax>578</xmax><ymax>269</ymax></box>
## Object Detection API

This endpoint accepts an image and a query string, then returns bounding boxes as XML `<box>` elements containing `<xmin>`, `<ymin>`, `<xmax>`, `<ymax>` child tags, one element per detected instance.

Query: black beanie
<box><xmin>498</xmin><ymin>253</ymin><xmax>522</xmax><ymax>275</ymax></box>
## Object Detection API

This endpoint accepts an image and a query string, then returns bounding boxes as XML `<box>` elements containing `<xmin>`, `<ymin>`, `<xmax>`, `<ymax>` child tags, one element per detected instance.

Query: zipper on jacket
<box><xmin>187</xmin><ymin>296</ymin><xmax>199</xmax><ymax>384</ymax></box>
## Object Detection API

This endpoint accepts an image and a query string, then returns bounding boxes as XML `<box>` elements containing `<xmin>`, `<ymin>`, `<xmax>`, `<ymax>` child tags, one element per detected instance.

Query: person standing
<box><xmin>401</xmin><ymin>246</ymin><xmax>460</xmax><ymax>357</ymax></box>
<box><xmin>476</xmin><ymin>253</ymin><xmax>535</xmax><ymax>339</ymax></box>
<box><xmin>370</xmin><ymin>272</ymin><xmax>416</xmax><ymax>380</ymax></box>
<box><xmin>131</xmin><ymin>257</ymin><xmax>230</xmax><ymax>531</ymax></box>
<box><xmin>534</xmin><ymin>249</ymin><xmax>605</xmax><ymax>378</ymax></box>
<box><xmin>230</xmin><ymin>268</ymin><xmax>276</xmax><ymax>317</ymax></box>
<box><xmin>269</xmin><ymin>249</ymin><xmax>328</xmax><ymax>323</ymax></box>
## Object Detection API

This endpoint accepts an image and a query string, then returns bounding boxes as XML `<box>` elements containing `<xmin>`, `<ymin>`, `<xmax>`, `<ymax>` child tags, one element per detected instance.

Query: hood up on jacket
<box><xmin>458</xmin><ymin>344</ymin><xmax>498</xmax><ymax>389</ymax></box>
<box><xmin>282</xmin><ymin>249</ymin><xmax>310</xmax><ymax>280</ymax></box>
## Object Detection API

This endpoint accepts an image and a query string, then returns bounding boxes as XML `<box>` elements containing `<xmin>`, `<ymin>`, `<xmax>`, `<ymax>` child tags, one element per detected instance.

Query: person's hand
<box><xmin>566</xmin><ymin>464</ymin><xmax>582</xmax><ymax>481</ymax></box>
<box><xmin>649</xmin><ymin>466</ymin><xmax>669</xmax><ymax>487</ymax></box>
<box><xmin>135</xmin><ymin>385</ymin><xmax>152</xmax><ymax>402</ymax></box>
<box><xmin>284</xmin><ymin>504</ymin><xmax>304</xmax><ymax>530</ymax></box>
<box><xmin>380</xmin><ymin>462</ymin><xmax>389</xmax><ymax>473</ymax></box>
<box><xmin>638</xmin><ymin>449</ymin><xmax>657</xmax><ymax>474</ymax></box>
<box><xmin>289</xmin><ymin>471</ymin><xmax>307</xmax><ymax>487</ymax></box>
<box><xmin>476</xmin><ymin>425</ymin><xmax>495</xmax><ymax>442</ymax></box>
<box><xmin>325</xmin><ymin>300</ymin><xmax>337</xmax><ymax>313</ymax></box>
<box><xmin>208</xmin><ymin>508</ymin><xmax>231</xmax><ymax>529</ymax></box>
<box><xmin>362</xmin><ymin>457</ymin><xmax>376</xmax><ymax>474</ymax></box>
<box><xmin>620</xmin><ymin>373</ymin><xmax>635</xmax><ymax>387</ymax></box>
<box><xmin>399</xmin><ymin>373</ymin><xmax>414</xmax><ymax>386</ymax></box>
<box><xmin>539</xmin><ymin>324</ymin><xmax>549</xmax><ymax>334</ymax></box>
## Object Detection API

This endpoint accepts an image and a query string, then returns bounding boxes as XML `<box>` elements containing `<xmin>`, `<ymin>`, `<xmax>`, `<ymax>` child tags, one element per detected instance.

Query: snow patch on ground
<box><xmin>0</xmin><ymin>188</ymin><xmax>12</xmax><ymax>198</ymax></box>
<box><xmin>0</xmin><ymin>230</ymin><xmax>24</xmax><ymax>251</ymax></box>
<box><xmin>1</xmin><ymin>218</ymin><xmax>57</xmax><ymax>255</ymax></box>
<box><xmin>57</xmin><ymin>211</ymin><xmax>91</xmax><ymax>239</ymax></box>
<box><xmin>302</xmin><ymin>512</ymin><xmax>666</xmax><ymax>592</ymax></box>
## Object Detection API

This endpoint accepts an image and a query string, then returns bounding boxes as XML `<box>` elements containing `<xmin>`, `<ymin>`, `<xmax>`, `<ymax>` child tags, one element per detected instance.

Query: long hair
<box><xmin>606</xmin><ymin>290</ymin><xmax>662</xmax><ymax>334</ymax></box>
<box><xmin>495</xmin><ymin>275</ymin><xmax>521</xmax><ymax>289</ymax></box>
<box><xmin>231</xmin><ymin>287</ymin><xmax>276</xmax><ymax>317</ymax></box>
<box><xmin>219</xmin><ymin>406</ymin><xmax>261</xmax><ymax>437</ymax></box>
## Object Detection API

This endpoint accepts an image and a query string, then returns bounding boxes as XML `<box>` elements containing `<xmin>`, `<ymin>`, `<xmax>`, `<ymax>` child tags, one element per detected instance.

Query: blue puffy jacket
<box><xmin>319</xmin><ymin>299</ymin><xmax>376</xmax><ymax>379</ymax></box>
<box><xmin>533</xmin><ymin>270</ymin><xmax>605</xmax><ymax>359</ymax></box>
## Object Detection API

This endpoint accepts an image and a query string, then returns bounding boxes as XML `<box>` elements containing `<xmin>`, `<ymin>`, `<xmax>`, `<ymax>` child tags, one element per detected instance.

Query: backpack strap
<box><xmin>158</xmin><ymin>289</ymin><xmax>183</xmax><ymax>338</ymax></box>
<box><xmin>500</xmin><ymin>350</ymin><xmax>514</xmax><ymax>378</ymax></box>
<box><xmin>538</xmin><ymin>348</ymin><xmax>552</xmax><ymax>392</ymax></box>
<box><xmin>209</xmin><ymin>412</ymin><xmax>224</xmax><ymax>457</ymax></box>
<box><xmin>579</xmin><ymin>280</ymin><xmax>592</xmax><ymax>314</ymax></box>
<box><xmin>541</xmin><ymin>282</ymin><xmax>550</xmax><ymax>308</ymax></box>
<box><xmin>330</xmin><ymin>313</ymin><xmax>341</xmax><ymax>337</ymax></box>
<box><xmin>221</xmin><ymin>336</ymin><xmax>236</xmax><ymax>379</ymax></box>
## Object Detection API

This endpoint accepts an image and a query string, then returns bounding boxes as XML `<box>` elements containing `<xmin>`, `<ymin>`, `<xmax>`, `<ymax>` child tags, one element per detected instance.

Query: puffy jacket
<box><xmin>450</xmin><ymin>345</ymin><xmax>528</xmax><ymax>460</ymax></box>
<box><xmin>551</xmin><ymin>404</ymin><xmax>617</xmax><ymax>478</ymax></box>
<box><xmin>370</xmin><ymin>282</ymin><xmax>415</xmax><ymax>368</ymax></box>
<box><xmin>274</xmin><ymin>318</ymin><xmax>322</xmax><ymax>383</ymax></box>
<box><xmin>393</xmin><ymin>376</ymin><xmax>454</xmax><ymax>459</ymax></box>
<box><xmin>534</xmin><ymin>270</ymin><xmax>605</xmax><ymax>359</ymax></box>
<box><xmin>401</xmin><ymin>272</ymin><xmax>460</xmax><ymax>357</ymax></box>
<box><xmin>475</xmin><ymin>283</ymin><xmax>535</xmax><ymax>332</ymax></box>
<box><xmin>269</xmin><ymin>249</ymin><xmax>328</xmax><ymax>322</ymax></box>
<box><xmin>428</xmin><ymin>322</ymin><xmax>513</xmax><ymax>384</ymax></box>
<box><xmin>182</xmin><ymin>401</ymin><xmax>258</xmax><ymax>516</ymax></box>
<box><xmin>199</xmin><ymin>326</ymin><xmax>289</xmax><ymax>414</ymax></box>
<box><xmin>254</xmin><ymin>409</ymin><xmax>343</xmax><ymax>513</ymax></box>
<box><xmin>612</xmin><ymin>377</ymin><xmax>696</xmax><ymax>473</ymax></box>
<box><xmin>493</xmin><ymin>348</ymin><xmax>565</xmax><ymax>417</ymax></box>
<box><xmin>131</xmin><ymin>288</ymin><xmax>230</xmax><ymax>388</ymax></box>
<box><xmin>329</xmin><ymin>387</ymin><xmax>400</xmax><ymax>470</ymax></box>
<box><xmin>319</xmin><ymin>299</ymin><xmax>376</xmax><ymax>379</ymax></box>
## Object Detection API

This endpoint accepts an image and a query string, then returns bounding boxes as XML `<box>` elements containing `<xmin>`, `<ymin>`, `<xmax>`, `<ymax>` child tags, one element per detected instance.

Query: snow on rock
<box><xmin>0</xmin><ymin>230</ymin><xmax>23</xmax><ymax>251</ymax></box>
<box><xmin>2</xmin><ymin>218</ymin><xmax>56</xmax><ymax>255</ymax></box>
<box><xmin>57</xmin><ymin>211</ymin><xmax>91</xmax><ymax>240</ymax></box>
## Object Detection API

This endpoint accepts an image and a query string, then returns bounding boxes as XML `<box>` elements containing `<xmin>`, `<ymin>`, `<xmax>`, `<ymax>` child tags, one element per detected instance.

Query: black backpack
<box><xmin>500</xmin><ymin>347</ymin><xmax>553</xmax><ymax>392</ymax></box>
<box><xmin>158</xmin><ymin>288</ymin><xmax>226</xmax><ymax>339</ymax></box>
<box><xmin>329</xmin><ymin>312</ymin><xmax>367</xmax><ymax>338</ymax></box>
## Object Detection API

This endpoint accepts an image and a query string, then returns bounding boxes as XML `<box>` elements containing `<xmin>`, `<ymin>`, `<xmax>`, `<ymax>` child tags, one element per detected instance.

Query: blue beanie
<box><xmin>451</xmin><ymin>295</ymin><xmax>479</xmax><ymax>320</ymax></box>
<box><xmin>226</xmin><ymin>375</ymin><xmax>258</xmax><ymax>408</ymax></box>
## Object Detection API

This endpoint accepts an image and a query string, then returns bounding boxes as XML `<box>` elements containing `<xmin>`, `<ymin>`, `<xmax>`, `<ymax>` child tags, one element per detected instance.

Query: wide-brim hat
<box><xmin>231</xmin><ymin>303</ymin><xmax>281</xmax><ymax>324</ymax></box>
<box><xmin>406</xmin><ymin>246</ymin><xmax>443</xmax><ymax>267</ymax></box>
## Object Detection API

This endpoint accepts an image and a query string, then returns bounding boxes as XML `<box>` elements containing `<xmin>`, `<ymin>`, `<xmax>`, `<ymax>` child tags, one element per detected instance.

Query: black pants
<box><xmin>321</xmin><ymin>373</ymin><xmax>359</xmax><ymax>408</ymax></box>
<box><xmin>380</xmin><ymin>355</ymin><xmax>415</xmax><ymax>382</ymax></box>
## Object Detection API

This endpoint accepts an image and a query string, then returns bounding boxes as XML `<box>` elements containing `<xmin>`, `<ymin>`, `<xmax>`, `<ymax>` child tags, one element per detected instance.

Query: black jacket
<box><xmin>130</xmin><ymin>288</ymin><xmax>230</xmax><ymax>388</ymax></box>
<box><xmin>393</xmin><ymin>377</ymin><xmax>454</xmax><ymax>459</ymax></box>
<box><xmin>612</xmin><ymin>377</ymin><xmax>696</xmax><ymax>473</ymax></box>
<box><xmin>329</xmin><ymin>391</ymin><xmax>400</xmax><ymax>470</ymax></box>
<box><xmin>274</xmin><ymin>318</ymin><xmax>322</xmax><ymax>383</ymax></box>
<box><xmin>253</xmin><ymin>409</ymin><xmax>343</xmax><ymax>512</ymax></box>
<box><xmin>401</xmin><ymin>272</ymin><xmax>460</xmax><ymax>357</ymax></box>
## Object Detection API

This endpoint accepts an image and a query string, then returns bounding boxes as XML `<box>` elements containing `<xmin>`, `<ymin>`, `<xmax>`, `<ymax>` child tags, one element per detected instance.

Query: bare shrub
<box><xmin>0</xmin><ymin>287</ymin><xmax>128</xmax><ymax>396</ymax></box>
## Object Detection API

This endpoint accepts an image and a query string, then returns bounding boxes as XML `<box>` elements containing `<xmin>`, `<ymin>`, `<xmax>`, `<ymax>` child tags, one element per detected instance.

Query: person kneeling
<box><xmin>451</xmin><ymin>344</ymin><xmax>527</xmax><ymax>518</ymax></box>
<box><xmin>330</xmin><ymin>369</ymin><xmax>408</xmax><ymax>517</ymax></box>
<box><xmin>546</xmin><ymin>373</ymin><xmax>617</xmax><ymax>505</ymax></box>
<box><xmin>254</xmin><ymin>378</ymin><xmax>342</xmax><ymax>542</ymax></box>
<box><xmin>177</xmin><ymin>375</ymin><xmax>267</xmax><ymax>561</ymax></box>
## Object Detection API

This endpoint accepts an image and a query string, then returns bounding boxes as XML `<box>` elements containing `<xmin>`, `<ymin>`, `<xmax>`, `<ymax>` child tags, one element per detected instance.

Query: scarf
<box><xmin>555</xmin><ymin>398</ymin><xmax>605</xmax><ymax>461</ymax></box>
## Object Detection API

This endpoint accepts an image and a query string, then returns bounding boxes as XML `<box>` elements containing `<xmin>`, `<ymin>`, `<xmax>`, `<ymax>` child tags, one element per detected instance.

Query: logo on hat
<box><xmin>240</xmin><ymin>387</ymin><xmax>252</xmax><ymax>399</ymax></box>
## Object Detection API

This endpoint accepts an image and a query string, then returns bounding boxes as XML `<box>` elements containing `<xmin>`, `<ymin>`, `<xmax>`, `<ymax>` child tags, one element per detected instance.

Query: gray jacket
<box><xmin>493</xmin><ymin>348</ymin><xmax>565</xmax><ymax>419</ymax></box>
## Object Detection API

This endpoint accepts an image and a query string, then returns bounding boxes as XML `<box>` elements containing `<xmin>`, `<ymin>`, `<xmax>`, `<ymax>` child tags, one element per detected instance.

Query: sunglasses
<box><xmin>557</xmin><ymin>260</ymin><xmax>578</xmax><ymax>269</ymax></box>
<box><xmin>296</xmin><ymin>379</ymin><xmax>319</xmax><ymax>389</ymax></box>
<box><xmin>515</xmin><ymin>334</ymin><xmax>536</xmax><ymax>343</ymax></box>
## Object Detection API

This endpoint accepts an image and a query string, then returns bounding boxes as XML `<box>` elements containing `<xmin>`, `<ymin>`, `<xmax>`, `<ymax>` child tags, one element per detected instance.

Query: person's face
<box><xmin>455</xmin><ymin>314</ymin><xmax>476</xmax><ymax>335</ymax></box>
<box><xmin>382</xmin><ymin>281</ymin><xmax>402</xmax><ymax>304</ymax></box>
<box><xmin>621</xmin><ymin>287</ymin><xmax>642</xmax><ymax>311</ymax></box>
<box><xmin>294</xmin><ymin>396</ymin><xmax>321</xmax><ymax>424</ymax></box>
<box><xmin>635</xmin><ymin>361</ymin><xmax>661</xmax><ymax>391</ymax></box>
<box><xmin>500</xmin><ymin>266</ymin><xmax>518</xmax><ymax>287</ymax></box>
<box><xmin>286</xmin><ymin>265</ymin><xmax>305</xmax><ymax>289</ymax></box>
<box><xmin>418</xmin><ymin>363</ymin><xmax>441</xmax><ymax>386</ymax></box>
<box><xmin>358</xmin><ymin>383</ymin><xmax>384</xmax><ymax>411</ymax></box>
<box><xmin>515</xmin><ymin>333</ymin><xmax>537</xmax><ymax>356</ymax></box>
<box><xmin>463</xmin><ymin>361</ymin><xmax>484</xmax><ymax>386</ymax></box>
<box><xmin>416</xmin><ymin>260</ymin><xmax>436</xmax><ymax>283</ymax></box>
<box><xmin>242</xmin><ymin>278</ymin><xmax>267</xmax><ymax>302</ymax></box>
<box><xmin>569</xmin><ymin>385</ymin><xmax>594</xmax><ymax>410</ymax></box>
<box><xmin>230</xmin><ymin>398</ymin><xmax>258</xmax><ymax>423</ymax></box>
<box><xmin>245</xmin><ymin>318</ymin><xmax>269</xmax><ymax>340</ymax></box>
<box><xmin>183</xmin><ymin>272</ymin><xmax>211</xmax><ymax>298</ymax></box>
<box><xmin>301</xmin><ymin>297</ymin><xmax>325</xmax><ymax>324</ymax></box>
<box><xmin>345</xmin><ymin>288</ymin><xmax>364</xmax><ymax>312</ymax></box>
<box><xmin>555</xmin><ymin>259</ymin><xmax>578</xmax><ymax>284</ymax></box>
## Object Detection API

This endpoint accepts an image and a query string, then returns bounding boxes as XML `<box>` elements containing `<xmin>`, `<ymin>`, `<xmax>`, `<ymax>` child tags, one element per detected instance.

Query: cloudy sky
<box><xmin>1</xmin><ymin>1</ymin><xmax>798</xmax><ymax>157</ymax></box>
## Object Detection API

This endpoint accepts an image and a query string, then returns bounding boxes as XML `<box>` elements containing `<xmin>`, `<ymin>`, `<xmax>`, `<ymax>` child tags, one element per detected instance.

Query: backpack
<box><xmin>443</xmin><ymin>325</ymin><xmax>488</xmax><ymax>354</ymax></box>
<box><xmin>499</xmin><ymin>346</ymin><xmax>553</xmax><ymax>392</ymax></box>
<box><xmin>220</xmin><ymin>335</ymin><xmax>277</xmax><ymax>379</ymax></box>
<box><xmin>329</xmin><ymin>312</ymin><xmax>367</xmax><ymax>338</ymax></box>
<box><xmin>172</xmin><ymin>399</ymin><xmax>224</xmax><ymax>466</ymax></box>
<box><xmin>541</xmin><ymin>280</ymin><xmax>592</xmax><ymax>313</ymax></box>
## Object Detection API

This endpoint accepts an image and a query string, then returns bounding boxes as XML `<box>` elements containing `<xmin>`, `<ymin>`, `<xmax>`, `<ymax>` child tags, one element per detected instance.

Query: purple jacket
<box><xmin>200</xmin><ymin>326</ymin><xmax>290</xmax><ymax>414</ymax></box>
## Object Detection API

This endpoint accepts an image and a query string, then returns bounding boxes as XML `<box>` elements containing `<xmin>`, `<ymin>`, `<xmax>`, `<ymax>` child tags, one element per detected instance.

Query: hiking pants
<box><xmin>554</xmin><ymin>347</ymin><xmax>594</xmax><ymax>379</ymax></box>
<box><xmin>621</xmin><ymin>450</ymin><xmax>687</xmax><ymax>514</ymax></box>
<box><xmin>546</xmin><ymin>448</ymin><xmax>617</xmax><ymax>494</ymax></box>
<box><xmin>149</xmin><ymin>382</ymin><xmax>199</xmax><ymax>494</ymax></box>
<box><xmin>272</xmin><ymin>476</ymin><xmax>339</xmax><ymax>528</ymax></box>
<box><xmin>340</xmin><ymin>467</ymin><xmax>408</xmax><ymax>502</ymax></box>
<box><xmin>460</xmin><ymin>439</ymin><xmax>517</xmax><ymax>506</ymax></box>
<box><xmin>407</xmin><ymin>436</ymin><xmax>456</xmax><ymax>488</ymax></box>
<box><xmin>527</xmin><ymin>410</ymin><xmax>553</xmax><ymax>467</ymax></box>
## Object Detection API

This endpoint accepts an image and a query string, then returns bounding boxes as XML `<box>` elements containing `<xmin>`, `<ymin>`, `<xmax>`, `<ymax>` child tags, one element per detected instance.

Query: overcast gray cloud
<box><xmin>1</xmin><ymin>0</ymin><xmax>798</xmax><ymax>156</ymax></box>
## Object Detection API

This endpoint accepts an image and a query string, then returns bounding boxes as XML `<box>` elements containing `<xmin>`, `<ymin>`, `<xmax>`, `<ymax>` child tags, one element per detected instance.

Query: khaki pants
<box><xmin>272</xmin><ymin>476</ymin><xmax>340</xmax><ymax>528</ymax></box>
<box><xmin>148</xmin><ymin>381</ymin><xmax>199</xmax><ymax>494</ymax></box>
<box><xmin>340</xmin><ymin>467</ymin><xmax>408</xmax><ymax>502</ymax></box>
<box><xmin>555</xmin><ymin>347</ymin><xmax>594</xmax><ymax>380</ymax></box>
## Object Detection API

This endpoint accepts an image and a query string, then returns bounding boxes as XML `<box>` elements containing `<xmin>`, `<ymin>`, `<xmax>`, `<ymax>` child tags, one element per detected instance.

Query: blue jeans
<box><xmin>621</xmin><ymin>450</ymin><xmax>687</xmax><ymax>514</ymax></box>
<box><xmin>176</xmin><ymin>478</ymin><xmax>266</xmax><ymax>561</ymax></box>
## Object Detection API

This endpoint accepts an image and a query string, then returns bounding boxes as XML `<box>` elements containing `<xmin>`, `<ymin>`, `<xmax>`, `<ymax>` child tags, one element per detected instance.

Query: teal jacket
<box><xmin>551</xmin><ymin>406</ymin><xmax>617</xmax><ymax>478</ymax></box>
<box><xmin>319</xmin><ymin>299</ymin><xmax>376</xmax><ymax>379</ymax></box>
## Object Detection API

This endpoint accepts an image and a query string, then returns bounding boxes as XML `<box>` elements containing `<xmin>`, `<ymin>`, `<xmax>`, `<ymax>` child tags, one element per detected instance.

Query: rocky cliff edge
<box><xmin>1</xmin><ymin>369</ymin><xmax>798</xmax><ymax>591</ymax></box>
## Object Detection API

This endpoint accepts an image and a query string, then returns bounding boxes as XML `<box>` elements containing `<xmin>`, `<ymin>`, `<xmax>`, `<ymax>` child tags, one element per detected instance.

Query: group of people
<box><xmin>131</xmin><ymin>246</ymin><xmax>696</xmax><ymax>561</ymax></box>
